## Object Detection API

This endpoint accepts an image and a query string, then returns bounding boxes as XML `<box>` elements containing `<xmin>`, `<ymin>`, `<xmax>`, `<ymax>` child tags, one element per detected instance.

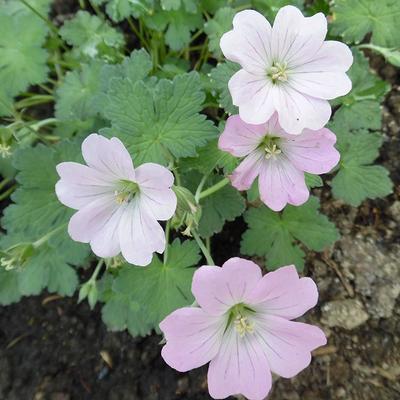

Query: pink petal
<box><xmin>191</xmin><ymin>258</ymin><xmax>262</xmax><ymax>316</ymax></box>
<box><xmin>160</xmin><ymin>307</ymin><xmax>225</xmax><ymax>372</ymax></box>
<box><xmin>258</xmin><ymin>156</ymin><xmax>309</xmax><ymax>211</ymax></box>
<box><xmin>118</xmin><ymin>201</ymin><xmax>165</xmax><ymax>266</ymax></box>
<box><xmin>272</xmin><ymin>6</ymin><xmax>327</xmax><ymax>66</ymax></box>
<box><xmin>207</xmin><ymin>327</ymin><xmax>272</xmax><ymax>400</ymax></box>
<box><xmin>294</xmin><ymin>41</ymin><xmax>353</xmax><ymax>73</ymax></box>
<box><xmin>289</xmin><ymin>71</ymin><xmax>352</xmax><ymax>100</ymax></box>
<box><xmin>218</xmin><ymin>115</ymin><xmax>267</xmax><ymax>157</ymax></box>
<box><xmin>230</xmin><ymin>150</ymin><xmax>264</xmax><ymax>191</ymax></box>
<box><xmin>253</xmin><ymin>315</ymin><xmax>326</xmax><ymax>378</ymax></box>
<box><xmin>68</xmin><ymin>195</ymin><xmax>118</xmax><ymax>243</ymax></box>
<box><xmin>229</xmin><ymin>70</ymin><xmax>275</xmax><ymax>124</ymax></box>
<box><xmin>81</xmin><ymin>134</ymin><xmax>135</xmax><ymax>180</ymax></box>
<box><xmin>273</xmin><ymin>86</ymin><xmax>331</xmax><ymax>134</ymax></box>
<box><xmin>247</xmin><ymin>265</ymin><xmax>319</xmax><ymax>319</ymax></box>
<box><xmin>90</xmin><ymin>206</ymin><xmax>125</xmax><ymax>258</ymax></box>
<box><xmin>220</xmin><ymin>10</ymin><xmax>272</xmax><ymax>74</ymax></box>
<box><xmin>135</xmin><ymin>163</ymin><xmax>175</xmax><ymax>189</ymax></box>
<box><xmin>281</xmin><ymin>127</ymin><xmax>340</xmax><ymax>174</ymax></box>
<box><xmin>56</xmin><ymin>162</ymin><xmax>115</xmax><ymax>209</ymax></box>
<box><xmin>139</xmin><ymin>188</ymin><xmax>177</xmax><ymax>221</ymax></box>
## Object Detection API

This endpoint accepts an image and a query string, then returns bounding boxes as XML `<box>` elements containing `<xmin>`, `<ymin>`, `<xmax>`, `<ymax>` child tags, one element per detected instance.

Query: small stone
<box><xmin>321</xmin><ymin>299</ymin><xmax>369</xmax><ymax>330</ymax></box>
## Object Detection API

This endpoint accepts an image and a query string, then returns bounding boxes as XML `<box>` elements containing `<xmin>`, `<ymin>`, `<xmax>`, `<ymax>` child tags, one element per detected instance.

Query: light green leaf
<box><xmin>60</xmin><ymin>11</ymin><xmax>125</xmax><ymax>59</ymax></box>
<box><xmin>112</xmin><ymin>239</ymin><xmax>200</xmax><ymax>328</ymax></box>
<box><xmin>1</xmin><ymin>0</ymin><xmax>52</xmax><ymax>15</ymax></box>
<box><xmin>204</xmin><ymin>7</ymin><xmax>235</xmax><ymax>58</ymax></box>
<box><xmin>210</xmin><ymin>62</ymin><xmax>240</xmax><ymax>114</ymax></box>
<box><xmin>92</xmin><ymin>0</ymin><xmax>154</xmax><ymax>21</ymax></box>
<box><xmin>305</xmin><ymin>173</ymin><xmax>323</xmax><ymax>189</ymax></box>
<box><xmin>161</xmin><ymin>0</ymin><xmax>197</xmax><ymax>12</ymax></box>
<box><xmin>199</xmin><ymin>182</ymin><xmax>245</xmax><ymax>237</ymax></box>
<box><xmin>359</xmin><ymin>44</ymin><xmax>400</xmax><ymax>67</ymax></box>
<box><xmin>241</xmin><ymin>197</ymin><xmax>339</xmax><ymax>270</ymax></box>
<box><xmin>0</xmin><ymin>269</ymin><xmax>20</xmax><ymax>305</ymax></box>
<box><xmin>331</xmin><ymin>0</ymin><xmax>400</xmax><ymax>47</ymax></box>
<box><xmin>104</xmin><ymin>72</ymin><xmax>217</xmax><ymax>165</ymax></box>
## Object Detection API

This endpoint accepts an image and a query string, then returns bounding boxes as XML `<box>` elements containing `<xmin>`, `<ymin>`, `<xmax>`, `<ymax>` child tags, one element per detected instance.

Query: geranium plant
<box><xmin>0</xmin><ymin>0</ymin><xmax>396</xmax><ymax>399</ymax></box>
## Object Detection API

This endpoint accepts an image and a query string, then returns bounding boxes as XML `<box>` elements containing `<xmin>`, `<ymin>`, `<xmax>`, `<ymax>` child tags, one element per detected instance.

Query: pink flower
<box><xmin>220</xmin><ymin>6</ymin><xmax>353</xmax><ymax>134</ymax></box>
<box><xmin>219</xmin><ymin>113</ymin><xmax>339</xmax><ymax>211</ymax></box>
<box><xmin>160</xmin><ymin>258</ymin><xmax>326</xmax><ymax>400</ymax></box>
<box><xmin>55</xmin><ymin>134</ymin><xmax>177</xmax><ymax>266</ymax></box>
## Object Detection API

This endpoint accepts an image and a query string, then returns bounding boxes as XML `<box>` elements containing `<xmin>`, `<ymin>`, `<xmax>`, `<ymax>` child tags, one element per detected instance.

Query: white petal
<box><xmin>135</xmin><ymin>163</ymin><xmax>174</xmax><ymax>189</ymax></box>
<box><xmin>81</xmin><ymin>134</ymin><xmax>135</xmax><ymax>180</ymax></box>
<box><xmin>139</xmin><ymin>188</ymin><xmax>177</xmax><ymax>221</ymax></box>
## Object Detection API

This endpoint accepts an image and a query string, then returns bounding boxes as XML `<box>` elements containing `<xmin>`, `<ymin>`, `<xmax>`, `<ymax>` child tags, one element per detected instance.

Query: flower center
<box><xmin>259</xmin><ymin>135</ymin><xmax>282</xmax><ymax>159</ymax></box>
<box><xmin>227</xmin><ymin>303</ymin><xmax>255</xmax><ymax>338</ymax></box>
<box><xmin>267</xmin><ymin>61</ymin><xmax>288</xmax><ymax>84</ymax></box>
<box><xmin>114</xmin><ymin>179</ymin><xmax>139</xmax><ymax>204</ymax></box>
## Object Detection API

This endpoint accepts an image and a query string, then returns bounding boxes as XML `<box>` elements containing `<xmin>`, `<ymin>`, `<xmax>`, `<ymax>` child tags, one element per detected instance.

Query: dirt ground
<box><xmin>1</xmin><ymin>2</ymin><xmax>400</xmax><ymax>399</ymax></box>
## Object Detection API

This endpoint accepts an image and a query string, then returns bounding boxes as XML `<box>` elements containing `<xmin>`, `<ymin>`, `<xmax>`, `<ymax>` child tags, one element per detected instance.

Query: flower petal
<box><xmin>191</xmin><ymin>258</ymin><xmax>262</xmax><ymax>316</ymax></box>
<box><xmin>208</xmin><ymin>327</ymin><xmax>272</xmax><ymax>400</ymax></box>
<box><xmin>160</xmin><ymin>307</ymin><xmax>225</xmax><ymax>372</ymax></box>
<box><xmin>229</xmin><ymin>70</ymin><xmax>276</xmax><ymax>125</ymax></box>
<box><xmin>272</xmin><ymin>6</ymin><xmax>327</xmax><ymax>66</ymax></box>
<box><xmin>258</xmin><ymin>156</ymin><xmax>309</xmax><ymax>211</ymax></box>
<box><xmin>81</xmin><ymin>134</ymin><xmax>135</xmax><ymax>180</ymax></box>
<box><xmin>56</xmin><ymin>162</ymin><xmax>115</xmax><ymax>209</ymax></box>
<box><xmin>118</xmin><ymin>200</ymin><xmax>165</xmax><ymax>266</ymax></box>
<box><xmin>247</xmin><ymin>265</ymin><xmax>319</xmax><ymax>319</ymax></box>
<box><xmin>139</xmin><ymin>188</ymin><xmax>177</xmax><ymax>221</ymax></box>
<box><xmin>230</xmin><ymin>150</ymin><xmax>264</xmax><ymax>191</ymax></box>
<box><xmin>253</xmin><ymin>315</ymin><xmax>326</xmax><ymax>378</ymax></box>
<box><xmin>281</xmin><ymin>127</ymin><xmax>340</xmax><ymax>174</ymax></box>
<box><xmin>220</xmin><ymin>10</ymin><xmax>272</xmax><ymax>74</ymax></box>
<box><xmin>68</xmin><ymin>195</ymin><xmax>118</xmax><ymax>243</ymax></box>
<box><xmin>135</xmin><ymin>163</ymin><xmax>174</xmax><ymax>189</ymax></box>
<box><xmin>218</xmin><ymin>115</ymin><xmax>267</xmax><ymax>157</ymax></box>
<box><xmin>273</xmin><ymin>85</ymin><xmax>331</xmax><ymax>134</ymax></box>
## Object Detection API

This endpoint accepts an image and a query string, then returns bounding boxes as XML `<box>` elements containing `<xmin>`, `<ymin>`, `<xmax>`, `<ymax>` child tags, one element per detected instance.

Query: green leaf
<box><xmin>252</xmin><ymin>0</ymin><xmax>304</xmax><ymax>20</ymax></box>
<box><xmin>204</xmin><ymin>7</ymin><xmax>235</xmax><ymax>58</ymax></box>
<box><xmin>0</xmin><ymin>91</ymin><xmax>13</xmax><ymax>117</ymax></box>
<box><xmin>199</xmin><ymin>182</ymin><xmax>245</xmax><ymax>237</ymax></box>
<box><xmin>161</xmin><ymin>0</ymin><xmax>197</xmax><ymax>12</ymax></box>
<box><xmin>359</xmin><ymin>44</ymin><xmax>400</xmax><ymax>67</ymax></box>
<box><xmin>331</xmin><ymin>129</ymin><xmax>392</xmax><ymax>206</ymax></box>
<box><xmin>0</xmin><ymin>140</ymin><xmax>89</xmax><ymax>303</ymax></box>
<box><xmin>92</xmin><ymin>0</ymin><xmax>154</xmax><ymax>21</ymax></box>
<box><xmin>336</xmin><ymin>49</ymin><xmax>390</xmax><ymax>107</ymax></box>
<box><xmin>104</xmin><ymin>72</ymin><xmax>217</xmax><ymax>165</ymax></box>
<box><xmin>60</xmin><ymin>11</ymin><xmax>125</xmax><ymax>59</ymax></box>
<box><xmin>99</xmin><ymin>273</ymin><xmax>152</xmax><ymax>336</ymax></box>
<box><xmin>112</xmin><ymin>239</ymin><xmax>200</xmax><ymax>328</ymax></box>
<box><xmin>143</xmin><ymin>5</ymin><xmax>203</xmax><ymax>50</ymax></box>
<box><xmin>210</xmin><ymin>62</ymin><xmax>240</xmax><ymax>114</ymax></box>
<box><xmin>0</xmin><ymin>9</ymin><xmax>48</xmax><ymax>97</ymax></box>
<box><xmin>0</xmin><ymin>269</ymin><xmax>20</xmax><ymax>305</ymax></box>
<box><xmin>331</xmin><ymin>0</ymin><xmax>400</xmax><ymax>47</ymax></box>
<box><xmin>305</xmin><ymin>173</ymin><xmax>323</xmax><ymax>189</ymax></box>
<box><xmin>241</xmin><ymin>197</ymin><xmax>339</xmax><ymax>270</ymax></box>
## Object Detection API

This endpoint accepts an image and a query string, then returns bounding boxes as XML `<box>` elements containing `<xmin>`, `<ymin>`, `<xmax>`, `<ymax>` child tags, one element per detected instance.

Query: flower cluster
<box><xmin>54</xmin><ymin>5</ymin><xmax>350</xmax><ymax>400</ymax></box>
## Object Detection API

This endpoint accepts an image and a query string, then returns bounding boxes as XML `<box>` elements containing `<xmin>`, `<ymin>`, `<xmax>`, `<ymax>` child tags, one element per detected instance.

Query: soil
<box><xmin>1</xmin><ymin>3</ymin><xmax>400</xmax><ymax>400</ymax></box>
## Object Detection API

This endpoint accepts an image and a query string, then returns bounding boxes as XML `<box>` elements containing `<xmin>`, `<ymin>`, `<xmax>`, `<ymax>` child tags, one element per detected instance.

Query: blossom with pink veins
<box><xmin>220</xmin><ymin>6</ymin><xmax>353</xmax><ymax>134</ymax></box>
<box><xmin>160</xmin><ymin>257</ymin><xmax>326</xmax><ymax>400</ymax></box>
<box><xmin>55</xmin><ymin>133</ymin><xmax>177</xmax><ymax>266</ymax></box>
<box><xmin>218</xmin><ymin>113</ymin><xmax>340</xmax><ymax>211</ymax></box>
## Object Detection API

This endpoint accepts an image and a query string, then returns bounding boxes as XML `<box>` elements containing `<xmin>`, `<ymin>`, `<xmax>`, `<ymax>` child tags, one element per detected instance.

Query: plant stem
<box><xmin>163</xmin><ymin>221</ymin><xmax>170</xmax><ymax>266</ymax></box>
<box><xmin>199</xmin><ymin>177</ymin><xmax>229</xmax><ymax>200</ymax></box>
<box><xmin>192</xmin><ymin>231</ymin><xmax>215</xmax><ymax>265</ymax></box>
<box><xmin>33</xmin><ymin>223</ymin><xmax>67</xmax><ymax>248</ymax></box>
<box><xmin>90</xmin><ymin>259</ymin><xmax>104</xmax><ymax>282</ymax></box>
<box><xmin>195</xmin><ymin>174</ymin><xmax>209</xmax><ymax>203</ymax></box>
<box><xmin>0</xmin><ymin>185</ymin><xmax>15</xmax><ymax>202</ymax></box>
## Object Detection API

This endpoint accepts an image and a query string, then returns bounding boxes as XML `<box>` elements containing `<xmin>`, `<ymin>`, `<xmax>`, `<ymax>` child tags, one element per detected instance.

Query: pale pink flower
<box><xmin>55</xmin><ymin>134</ymin><xmax>177</xmax><ymax>266</ymax></box>
<box><xmin>160</xmin><ymin>258</ymin><xmax>326</xmax><ymax>400</ymax></box>
<box><xmin>219</xmin><ymin>113</ymin><xmax>339</xmax><ymax>211</ymax></box>
<box><xmin>220</xmin><ymin>6</ymin><xmax>353</xmax><ymax>134</ymax></box>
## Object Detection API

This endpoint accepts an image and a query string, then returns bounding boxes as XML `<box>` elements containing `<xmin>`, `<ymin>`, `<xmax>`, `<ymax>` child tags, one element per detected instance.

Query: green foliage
<box><xmin>104</xmin><ymin>71</ymin><xmax>217</xmax><ymax>165</ymax></box>
<box><xmin>199</xmin><ymin>182</ymin><xmax>245</xmax><ymax>237</ymax></box>
<box><xmin>241</xmin><ymin>197</ymin><xmax>339</xmax><ymax>270</ymax></box>
<box><xmin>359</xmin><ymin>44</ymin><xmax>400</xmax><ymax>67</ymax></box>
<box><xmin>204</xmin><ymin>7</ymin><xmax>235</xmax><ymax>58</ymax></box>
<box><xmin>0</xmin><ymin>141</ymin><xmax>89</xmax><ymax>305</ymax></box>
<box><xmin>60</xmin><ymin>11</ymin><xmax>125</xmax><ymax>59</ymax></box>
<box><xmin>209</xmin><ymin>62</ymin><xmax>240</xmax><ymax>114</ymax></box>
<box><xmin>111</xmin><ymin>239</ymin><xmax>200</xmax><ymax>330</ymax></box>
<box><xmin>0</xmin><ymin>7</ymin><xmax>48</xmax><ymax>97</ymax></box>
<box><xmin>92</xmin><ymin>0</ymin><xmax>154</xmax><ymax>21</ymax></box>
<box><xmin>332</xmin><ymin>0</ymin><xmax>400</xmax><ymax>47</ymax></box>
<box><xmin>252</xmin><ymin>0</ymin><xmax>304</xmax><ymax>20</ymax></box>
